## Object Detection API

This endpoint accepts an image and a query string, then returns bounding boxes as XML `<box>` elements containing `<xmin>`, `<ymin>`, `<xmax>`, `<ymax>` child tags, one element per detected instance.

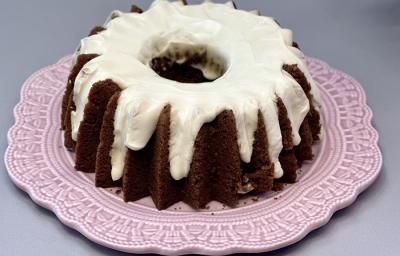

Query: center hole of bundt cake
<box><xmin>149</xmin><ymin>44</ymin><xmax>227</xmax><ymax>84</ymax></box>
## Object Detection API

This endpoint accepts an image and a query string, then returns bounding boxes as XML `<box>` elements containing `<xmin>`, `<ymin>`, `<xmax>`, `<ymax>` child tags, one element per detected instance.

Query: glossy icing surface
<box><xmin>70</xmin><ymin>0</ymin><xmax>321</xmax><ymax>181</ymax></box>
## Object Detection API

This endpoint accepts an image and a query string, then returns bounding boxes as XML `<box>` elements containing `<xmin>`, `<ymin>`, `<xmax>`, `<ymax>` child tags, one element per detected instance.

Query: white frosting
<box><xmin>140</xmin><ymin>35</ymin><xmax>228</xmax><ymax>80</ymax></box>
<box><xmin>70</xmin><ymin>0</ymin><xmax>321</xmax><ymax>182</ymax></box>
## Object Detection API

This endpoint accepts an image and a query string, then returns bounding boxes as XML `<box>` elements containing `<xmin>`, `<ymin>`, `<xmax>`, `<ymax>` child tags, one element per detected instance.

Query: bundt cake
<box><xmin>61</xmin><ymin>0</ymin><xmax>321</xmax><ymax>210</ymax></box>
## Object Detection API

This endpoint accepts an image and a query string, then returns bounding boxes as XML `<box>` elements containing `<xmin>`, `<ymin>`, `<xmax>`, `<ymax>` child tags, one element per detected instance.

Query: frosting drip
<box><xmin>70</xmin><ymin>0</ymin><xmax>321</xmax><ymax>181</ymax></box>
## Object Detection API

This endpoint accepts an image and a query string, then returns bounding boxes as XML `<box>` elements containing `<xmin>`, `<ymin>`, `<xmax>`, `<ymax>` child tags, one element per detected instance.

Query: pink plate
<box><xmin>5</xmin><ymin>55</ymin><xmax>382</xmax><ymax>255</ymax></box>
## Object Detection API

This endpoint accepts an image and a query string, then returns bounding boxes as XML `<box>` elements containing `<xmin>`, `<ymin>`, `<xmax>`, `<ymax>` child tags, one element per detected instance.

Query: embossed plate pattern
<box><xmin>5</xmin><ymin>55</ymin><xmax>382</xmax><ymax>255</ymax></box>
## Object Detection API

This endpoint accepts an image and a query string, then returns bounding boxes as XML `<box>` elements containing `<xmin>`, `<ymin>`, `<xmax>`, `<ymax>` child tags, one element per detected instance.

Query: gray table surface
<box><xmin>1</xmin><ymin>0</ymin><xmax>399</xmax><ymax>255</ymax></box>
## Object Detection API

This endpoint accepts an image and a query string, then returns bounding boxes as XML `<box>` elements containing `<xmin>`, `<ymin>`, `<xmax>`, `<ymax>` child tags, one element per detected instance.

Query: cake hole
<box><xmin>149</xmin><ymin>44</ymin><xmax>228</xmax><ymax>84</ymax></box>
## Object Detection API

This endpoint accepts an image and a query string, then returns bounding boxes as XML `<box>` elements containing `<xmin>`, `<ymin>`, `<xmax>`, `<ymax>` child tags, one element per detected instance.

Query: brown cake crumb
<box><xmin>251</xmin><ymin>197</ymin><xmax>259</xmax><ymax>202</ymax></box>
<box><xmin>89</xmin><ymin>26</ymin><xmax>105</xmax><ymax>36</ymax></box>
<box><xmin>131</xmin><ymin>5</ymin><xmax>143</xmax><ymax>13</ymax></box>
<box><xmin>151</xmin><ymin>57</ymin><xmax>212</xmax><ymax>83</ymax></box>
<box><xmin>115</xmin><ymin>189</ymin><xmax>121</xmax><ymax>195</ymax></box>
<box><xmin>273</xmin><ymin>182</ymin><xmax>286</xmax><ymax>191</ymax></box>
<box><xmin>292</xmin><ymin>41</ymin><xmax>300</xmax><ymax>49</ymax></box>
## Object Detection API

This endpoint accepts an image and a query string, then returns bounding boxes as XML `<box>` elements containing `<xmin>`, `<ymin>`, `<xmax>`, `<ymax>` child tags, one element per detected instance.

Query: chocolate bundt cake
<box><xmin>61</xmin><ymin>0</ymin><xmax>321</xmax><ymax>210</ymax></box>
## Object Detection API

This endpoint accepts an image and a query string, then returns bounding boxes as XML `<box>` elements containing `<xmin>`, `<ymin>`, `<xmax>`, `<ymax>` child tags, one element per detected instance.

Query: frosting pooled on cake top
<box><xmin>71</xmin><ymin>0</ymin><xmax>321</xmax><ymax>181</ymax></box>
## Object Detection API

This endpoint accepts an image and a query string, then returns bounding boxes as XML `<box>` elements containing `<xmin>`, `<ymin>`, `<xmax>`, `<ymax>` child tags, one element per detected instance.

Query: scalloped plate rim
<box><xmin>4</xmin><ymin>55</ymin><xmax>382</xmax><ymax>255</ymax></box>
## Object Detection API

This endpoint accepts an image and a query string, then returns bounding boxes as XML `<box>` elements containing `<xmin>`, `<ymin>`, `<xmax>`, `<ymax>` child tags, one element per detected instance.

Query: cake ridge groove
<box><xmin>61</xmin><ymin>0</ymin><xmax>322</xmax><ymax>209</ymax></box>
